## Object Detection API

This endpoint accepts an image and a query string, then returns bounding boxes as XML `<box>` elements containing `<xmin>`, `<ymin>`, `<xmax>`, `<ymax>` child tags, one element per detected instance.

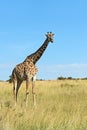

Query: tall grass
<box><xmin>0</xmin><ymin>80</ymin><xmax>87</xmax><ymax>130</ymax></box>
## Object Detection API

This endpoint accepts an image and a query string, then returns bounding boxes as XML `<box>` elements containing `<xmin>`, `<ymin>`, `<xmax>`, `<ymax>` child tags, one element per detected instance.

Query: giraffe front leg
<box><xmin>32</xmin><ymin>76</ymin><xmax>36</xmax><ymax>106</ymax></box>
<box><xmin>26</xmin><ymin>78</ymin><xmax>29</xmax><ymax>106</ymax></box>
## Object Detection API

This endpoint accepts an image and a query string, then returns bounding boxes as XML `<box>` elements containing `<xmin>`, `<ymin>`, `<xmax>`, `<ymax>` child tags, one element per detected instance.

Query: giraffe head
<box><xmin>45</xmin><ymin>32</ymin><xmax>54</xmax><ymax>43</ymax></box>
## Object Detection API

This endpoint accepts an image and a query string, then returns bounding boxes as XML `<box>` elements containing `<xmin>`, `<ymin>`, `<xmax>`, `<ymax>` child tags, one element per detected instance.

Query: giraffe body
<box><xmin>12</xmin><ymin>32</ymin><xmax>54</xmax><ymax>106</ymax></box>
<box><xmin>13</xmin><ymin>61</ymin><xmax>38</xmax><ymax>81</ymax></box>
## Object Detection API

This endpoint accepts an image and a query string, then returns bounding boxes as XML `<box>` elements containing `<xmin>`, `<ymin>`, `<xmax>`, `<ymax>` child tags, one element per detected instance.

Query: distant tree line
<box><xmin>57</xmin><ymin>76</ymin><xmax>87</xmax><ymax>80</ymax></box>
<box><xmin>6</xmin><ymin>75</ymin><xmax>87</xmax><ymax>83</ymax></box>
<box><xmin>7</xmin><ymin>75</ymin><xmax>13</xmax><ymax>83</ymax></box>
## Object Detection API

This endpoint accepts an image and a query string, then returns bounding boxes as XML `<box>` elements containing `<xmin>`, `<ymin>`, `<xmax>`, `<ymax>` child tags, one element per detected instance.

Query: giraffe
<box><xmin>12</xmin><ymin>32</ymin><xmax>54</xmax><ymax>106</ymax></box>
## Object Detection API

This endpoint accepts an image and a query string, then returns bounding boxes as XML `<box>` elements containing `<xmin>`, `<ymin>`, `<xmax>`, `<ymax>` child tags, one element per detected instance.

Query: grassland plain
<box><xmin>0</xmin><ymin>80</ymin><xmax>87</xmax><ymax>130</ymax></box>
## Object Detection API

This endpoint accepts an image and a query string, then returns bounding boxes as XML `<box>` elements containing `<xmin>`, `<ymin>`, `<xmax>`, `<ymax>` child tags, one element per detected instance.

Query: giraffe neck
<box><xmin>25</xmin><ymin>38</ymin><xmax>49</xmax><ymax>64</ymax></box>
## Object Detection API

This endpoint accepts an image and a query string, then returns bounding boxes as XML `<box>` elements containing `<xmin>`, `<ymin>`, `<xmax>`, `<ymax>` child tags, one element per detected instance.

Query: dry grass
<box><xmin>0</xmin><ymin>80</ymin><xmax>87</xmax><ymax>130</ymax></box>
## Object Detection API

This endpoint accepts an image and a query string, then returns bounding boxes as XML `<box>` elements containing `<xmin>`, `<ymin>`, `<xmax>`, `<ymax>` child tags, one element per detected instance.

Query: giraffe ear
<box><xmin>52</xmin><ymin>34</ymin><xmax>54</xmax><ymax>36</ymax></box>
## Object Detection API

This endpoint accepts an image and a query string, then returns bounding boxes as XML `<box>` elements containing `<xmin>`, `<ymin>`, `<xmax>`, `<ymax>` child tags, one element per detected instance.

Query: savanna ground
<box><xmin>0</xmin><ymin>80</ymin><xmax>87</xmax><ymax>130</ymax></box>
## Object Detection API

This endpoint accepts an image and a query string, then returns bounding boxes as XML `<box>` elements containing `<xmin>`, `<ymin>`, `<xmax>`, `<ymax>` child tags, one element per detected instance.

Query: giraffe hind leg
<box><xmin>13</xmin><ymin>79</ymin><xmax>22</xmax><ymax>106</ymax></box>
<box><xmin>25</xmin><ymin>77</ymin><xmax>30</xmax><ymax>107</ymax></box>
<box><xmin>13</xmin><ymin>79</ymin><xmax>17</xmax><ymax>105</ymax></box>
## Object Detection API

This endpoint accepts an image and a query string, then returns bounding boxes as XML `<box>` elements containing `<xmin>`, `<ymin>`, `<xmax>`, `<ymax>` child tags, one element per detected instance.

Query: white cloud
<box><xmin>38</xmin><ymin>63</ymin><xmax>87</xmax><ymax>79</ymax></box>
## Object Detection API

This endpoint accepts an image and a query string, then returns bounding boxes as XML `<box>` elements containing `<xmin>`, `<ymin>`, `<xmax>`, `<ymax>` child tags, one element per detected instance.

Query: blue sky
<box><xmin>0</xmin><ymin>0</ymin><xmax>87</xmax><ymax>80</ymax></box>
